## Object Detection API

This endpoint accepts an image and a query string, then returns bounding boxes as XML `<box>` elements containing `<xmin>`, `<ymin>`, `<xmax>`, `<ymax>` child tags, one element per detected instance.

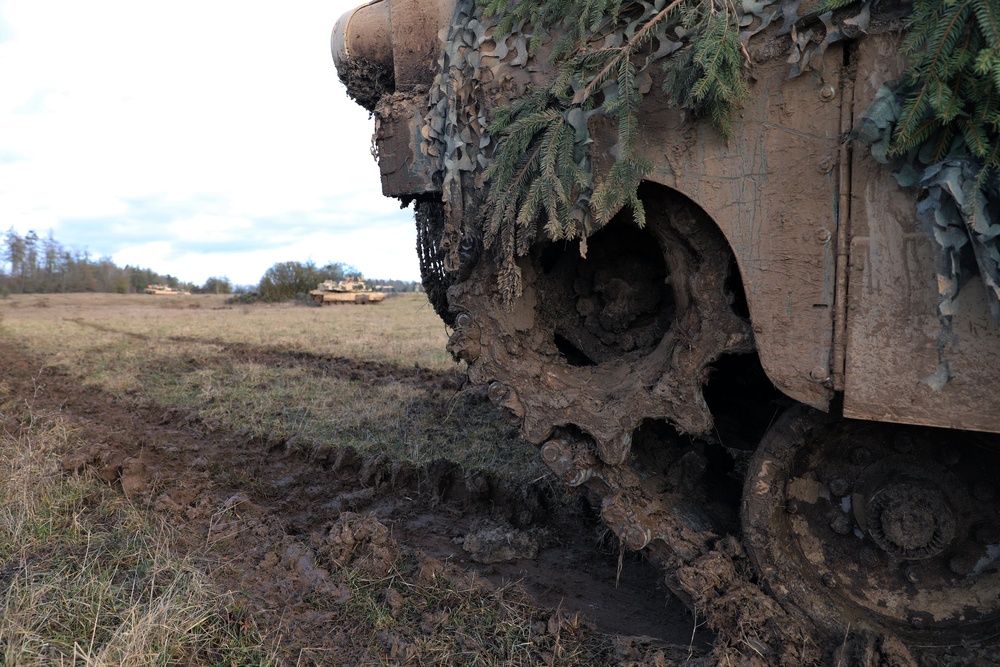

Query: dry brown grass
<box><xmin>0</xmin><ymin>292</ymin><xmax>453</xmax><ymax>370</ymax></box>
<box><xmin>0</xmin><ymin>294</ymin><xmax>670</xmax><ymax>667</ymax></box>
<box><xmin>0</xmin><ymin>291</ymin><xmax>543</xmax><ymax>485</ymax></box>
<box><xmin>0</xmin><ymin>402</ymin><xmax>279</xmax><ymax>666</ymax></box>
<box><xmin>0</xmin><ymin>404</ymin><xmax>629</xmax><ymax>666</ymax></box>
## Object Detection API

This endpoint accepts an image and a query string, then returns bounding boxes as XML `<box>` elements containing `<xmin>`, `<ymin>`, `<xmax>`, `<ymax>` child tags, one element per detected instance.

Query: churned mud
<box><xmin>0</xmin><ymin>336</ymin><xmax>713</xmax><ymax>664</ymax></box>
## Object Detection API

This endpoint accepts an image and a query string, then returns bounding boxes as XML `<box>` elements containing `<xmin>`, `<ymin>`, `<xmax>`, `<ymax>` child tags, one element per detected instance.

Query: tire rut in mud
<box><xmin>0</xmin><ymin>336</ymin><xmax>711</xmax><ymax>663</ymax></box>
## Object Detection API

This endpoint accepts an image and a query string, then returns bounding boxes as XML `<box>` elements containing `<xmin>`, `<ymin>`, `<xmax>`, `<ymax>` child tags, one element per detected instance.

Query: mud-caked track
<box><xmin>0</xmin><ymin>335</ymin><xmax>711</xmax><ymax>665</ymax></box>
<box><xmin>443</xmin><ymin>192</ymin><xmax>1000</xmax><ymax>665</ymax></box>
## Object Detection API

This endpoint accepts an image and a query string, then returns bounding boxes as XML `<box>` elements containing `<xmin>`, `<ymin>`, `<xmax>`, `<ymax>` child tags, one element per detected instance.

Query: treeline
<box><xmin>0</xmin><ymin>228</ymin><xmax>203</xmax><ymax>296</ymax></box>
<box><xmin>1</xmin><ymin>228</ymin><xmax>422</xmax><ymax>301</ymax></box>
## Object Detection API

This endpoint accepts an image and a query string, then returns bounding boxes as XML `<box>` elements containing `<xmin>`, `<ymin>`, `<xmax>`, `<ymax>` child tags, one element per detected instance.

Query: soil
<box><xmin>0</xmin><ymin>336</ymin><xmax>713</xmax><ymax>664</ymax></box>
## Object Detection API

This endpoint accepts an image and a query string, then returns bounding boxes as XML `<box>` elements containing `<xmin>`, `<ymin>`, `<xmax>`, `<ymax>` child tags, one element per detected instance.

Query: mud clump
<box><xmin>461</xmin><ymin>526</ymin><xmax>541</xmax><ymax>564</ymax></box>
<box><xmin>338</xmin><ymin>58</ymin><xmax>394</xmax><ymax>113</ymax></box>
<box><xmin>318</xmin><ymin>511</ymin><xmax>401</xmax><ymax>578</ymax></box>
<box><xmin>119</xmin><ymin>457</ymin><xmax>150</xmax><ymax>498</ymax></box>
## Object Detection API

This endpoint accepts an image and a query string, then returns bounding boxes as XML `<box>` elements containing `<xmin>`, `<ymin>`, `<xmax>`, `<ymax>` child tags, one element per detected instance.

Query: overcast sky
<box><xmin>0</xmin><ymin>0</ymin><xmax>421</xmax><ymax>286</ymax></box>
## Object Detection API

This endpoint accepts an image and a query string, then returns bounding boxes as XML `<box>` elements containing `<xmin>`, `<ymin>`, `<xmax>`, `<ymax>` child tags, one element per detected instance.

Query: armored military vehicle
<box><xmin>309</xmin><ymin>278</ymin><xmax>386</xmax><ymax>305</ymax></box>
<box><xmin>332</xmin><ymin>0</ymin><xmax>1000</xmax><ymax>662</ymax></box>
<box><xmin>143</xmin><ymin>284</ymin><xmax>189</xmax><ymax>295</ymax></box>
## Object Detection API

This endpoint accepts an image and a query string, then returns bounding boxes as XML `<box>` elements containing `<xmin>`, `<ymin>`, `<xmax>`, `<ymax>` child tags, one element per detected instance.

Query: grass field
<box><xmin>0</xmin><ymin>409</ymin><xmax>279</xmax><ymax>666</ymax></box>
<box><xmin>0</xmin><ymin>293</ymin><xmax>689</xmax><ymax>666</ymax></box>
<box><xmin>0</xmin><ymin>293</ymin><xmax>541</xmax><ymax>481</ymax></box>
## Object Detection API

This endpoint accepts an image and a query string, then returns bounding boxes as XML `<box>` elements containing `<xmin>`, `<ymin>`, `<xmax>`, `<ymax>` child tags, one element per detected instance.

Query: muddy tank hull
<box><xmin>333</xmin><ymin>0</ymin><xmax>1000</xmax><ymax>661</ymax></box>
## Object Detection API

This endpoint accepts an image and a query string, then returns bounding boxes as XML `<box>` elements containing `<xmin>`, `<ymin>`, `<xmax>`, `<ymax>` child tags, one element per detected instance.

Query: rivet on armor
<box><xmin>904</xmin><ymin>566</ymin><xmax>920</xmax><ymax>584</ymax></box>
<box><xmin>785</xmin><ymin>499</ymin><xmax>799</xmax><ymax>514</ymax></box>
<box><xmin>809</xmin><ymin>367</ymin><xmax>829</xmax><ymax>382</ymax></box>
<box><xmin>822</xmin><ymin>573</ymin><xmax>837</xmax><ymax>588</ymax></box>
<box><xmin>455</xmin><ymin>311</ymin><xmax>473</xmax><ymax>329</ymax></box>
<box><xmin>820</xmin><ymin>85</ymin><xmax>836</xmax><ymax>101</ymax></box>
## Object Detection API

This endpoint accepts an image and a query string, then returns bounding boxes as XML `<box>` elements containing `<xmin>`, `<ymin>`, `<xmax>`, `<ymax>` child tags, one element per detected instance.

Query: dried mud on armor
<box><xmin>0</xmin><ymin>296</ymin><xmax>710</xmax><ymax>666</ymax></box>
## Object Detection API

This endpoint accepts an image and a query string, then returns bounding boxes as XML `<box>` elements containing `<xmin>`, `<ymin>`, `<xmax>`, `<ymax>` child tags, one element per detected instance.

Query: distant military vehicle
<box><xmin>309</xmin><ymin>278</ymin><xmax>386</xmax><ymax>305</ymax></box>
<box><xmin>143</xmin><ymin>284</ymin><xmax>189</xmax><ymax>295</ymax></box>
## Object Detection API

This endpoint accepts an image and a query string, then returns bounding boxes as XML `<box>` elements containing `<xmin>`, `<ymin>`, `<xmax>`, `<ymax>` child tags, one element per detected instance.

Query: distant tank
<box><xmin>143</xmin><ymin>284</ymin><xmax>189</xmax><ymax>295</ymax></box>
<box><xmin>309</xmin><ymin>278</ymin><xmax>386</xmax><ymax>305</ymax></box>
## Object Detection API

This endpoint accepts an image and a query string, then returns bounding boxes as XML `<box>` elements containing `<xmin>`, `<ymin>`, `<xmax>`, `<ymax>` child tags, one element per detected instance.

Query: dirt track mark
<box><xmin>0</xmin><ymin>335</ymin><xmax>710</xmax><ymax>660</ymax></box>
<box><xmin>63</xmin><ymin>317</ymin><xmax>463</xmax><ymax>390</ymax></box>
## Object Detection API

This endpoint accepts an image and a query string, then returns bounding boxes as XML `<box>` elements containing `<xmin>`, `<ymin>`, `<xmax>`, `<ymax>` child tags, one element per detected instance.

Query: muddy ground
<box><xmin>0</xmin><ymin>335</ymin><xmax>714</xmax><ymax>664</ymax></box>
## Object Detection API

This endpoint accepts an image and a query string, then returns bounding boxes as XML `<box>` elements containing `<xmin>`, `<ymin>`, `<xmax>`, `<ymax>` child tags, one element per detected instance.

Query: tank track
<box><xmin>442</xmin><ymin>185</ymin><xmax>824</xmax><ymax>663</ymax></box>
<box><xmin>439</xmin><ymin>185</ymin><xmax>1000</xmax><ymax>664</ymax></box>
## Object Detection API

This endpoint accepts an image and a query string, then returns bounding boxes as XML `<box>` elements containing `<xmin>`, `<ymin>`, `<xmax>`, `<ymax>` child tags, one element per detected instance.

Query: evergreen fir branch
<box><xmin>690</xmin><ymin>3</ymin><xmax>747</xmax><ymax>138</ymax></box>
<box><xmin>973</xmin><ymin>0</ymin><xmax>1000</xmax><ymax>50</ymax></box>
<box><xmin>931</xmin><ymin>124</ymin><xmax>957</xmax><ymax>163</ymax></box>
<box><xmin>965</xmin><ymin>121</ymin><xmax>991</xmax><ymax>157</ymax></box>
<box><xmin>476</xmin><ymin>0</ymin><xmax>748</xmax><ymax>300</ymax></box>
<box><xmin>979</xmin><ymin>141</ymin><xmax>1000</xmax><ymax>188</ymax></box>
<box><xmin>572</xmin><ymin>0</ymin><xmax>686</xmax><ymax>105</ymax></box>
<box><xmin>927</xmin><ymin>77</ymin><xmax>961</xmax><ymax>121</ymax></box>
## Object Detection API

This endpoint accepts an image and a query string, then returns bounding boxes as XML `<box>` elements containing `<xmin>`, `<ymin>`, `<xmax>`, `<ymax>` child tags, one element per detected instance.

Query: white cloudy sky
<box><xmin>0</xmin><ymin>0</ymin><xmax>420</xmax><ymax>286</ymax></box>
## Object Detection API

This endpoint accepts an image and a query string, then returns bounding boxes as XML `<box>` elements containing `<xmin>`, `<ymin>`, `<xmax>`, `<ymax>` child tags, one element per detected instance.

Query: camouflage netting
<box><xmin>415</xmin><ymin>200</ymin><xmax>456</xmax><ymax>326</ymax></box>
<box><xmin>416</xmin><ymin>0</ymin><xmax>881</xmax><ymax>302</ymax></box>
<box><xmin>855</xmin><ymin>87</ymin><xmax>1000</xmax><ymax>387</ymax></box>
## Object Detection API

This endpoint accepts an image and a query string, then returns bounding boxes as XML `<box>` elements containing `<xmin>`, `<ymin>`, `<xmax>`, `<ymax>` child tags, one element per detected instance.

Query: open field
<box><xmin>0</xmin><ymin>293</ymin><xmax>708</xmax><ymax>665</ymax></box>
<box><xmin>0</xmin><ymin>293</ymin><xmax>536</xmax><ymax>480</ymax></box>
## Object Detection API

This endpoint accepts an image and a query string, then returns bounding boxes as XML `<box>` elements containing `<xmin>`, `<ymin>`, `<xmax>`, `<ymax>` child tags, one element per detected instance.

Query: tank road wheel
<box><xmin>743</xmin><ymin>407</ymin><xmax>1000</xmax><ymax>646</ymax></box>
<box><xmin>314</xmin><ymin>295</ymin><xmax>325</xmax><ymax>306</ymax></box>
<box><xmin>447</xmin><ymin>183</ymin><xmax>753</xmax><ymax>466</ymax></box>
